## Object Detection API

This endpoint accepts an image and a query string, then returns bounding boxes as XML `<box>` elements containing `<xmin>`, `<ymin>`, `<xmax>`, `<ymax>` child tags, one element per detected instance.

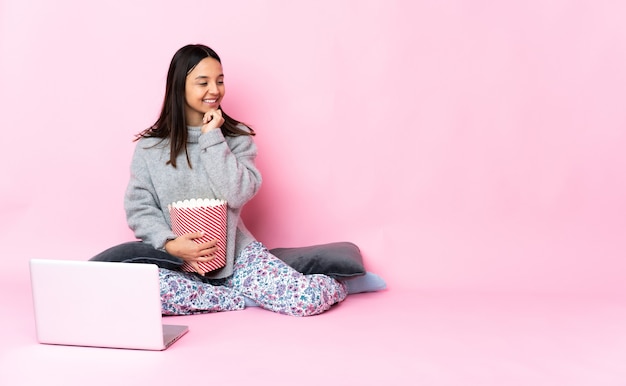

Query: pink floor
<box><xmin>2</xmin><ymin>275</ymin><xmax>626</xmax><ymax>385</ymax></box>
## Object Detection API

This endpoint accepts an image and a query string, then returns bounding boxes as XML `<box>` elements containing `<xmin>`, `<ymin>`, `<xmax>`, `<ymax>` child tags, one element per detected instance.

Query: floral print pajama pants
<box><xmin>159</xmin><ymin>241</ymin><xmax>348</xmax><ymax>317</ymax></box>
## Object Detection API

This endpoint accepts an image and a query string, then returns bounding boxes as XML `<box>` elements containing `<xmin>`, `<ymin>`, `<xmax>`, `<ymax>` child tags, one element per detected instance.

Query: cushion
<box><xmin>89</xmin><ymin>242</ymin><xmax>184</xmax><ymax>271</ymax></box>
<box><xmin>269</xmin><ymin>242</ymin><xmax>366</xmax><ymax>279</ymax></box>
<box><xmin>90</xmin><ymin>241</ymin><xmax>366</xmax><ymax>279</ymax></box>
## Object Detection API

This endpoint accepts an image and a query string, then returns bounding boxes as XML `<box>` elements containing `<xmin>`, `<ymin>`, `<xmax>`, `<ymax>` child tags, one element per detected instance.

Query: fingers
<box><xmin>187</xmin><ymin>261</ymin><xmax>205</xmax><ymax>276</ymax></box>
<box><xmin>196</xmin><ymin>245</ymin><xmax>218</xmax><ymax>261</ymax></box>
<box><xmin>185</xmin><ymin>232</ymin><xmax>217</xmax><ymax>247</ymax></box>
<box><xmin>175</xmin><ymin>232</ymin><xmax>220</xmax><ymax>264</ymax></box>
<box><xmin>202</xmin><ymin>109</ymin><xmax>222</xmax><ymax>123</ymax></box>
<box><xmin>184</xmin><ymin>233</ymin><xmax>219</xmax><ymax>258</ymax></box>
<box><xmin>201</xmin><ymin>109</ymin><xmax>224</xmax><ymax>132</ymax></box>
<box><xmin>187</xmin><ymin>244</ymin><xmax>219</xmax><ymax>276</ymax></box>
<box><xmin>185</xmin><ymin>231</ymin><xmax>205</xmax><ymax>240</ymax></box>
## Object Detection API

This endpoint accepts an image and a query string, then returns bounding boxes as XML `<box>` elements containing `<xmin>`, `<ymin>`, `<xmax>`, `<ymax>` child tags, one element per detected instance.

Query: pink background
<box><xmin>3</xmin><ymin>1</ymin><xmax>626</xmax><ymax>384</ymax></box>
<box><xmin>1</xmin><ymin>0</ymin><xmax>626</xmax><ymax>296</ymax></box>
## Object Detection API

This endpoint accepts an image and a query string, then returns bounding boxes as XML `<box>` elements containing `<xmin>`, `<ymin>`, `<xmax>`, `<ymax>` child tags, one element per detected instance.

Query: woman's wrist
<box><xmin>163</xmin><ymin>238</ymin><xmax>176</xmax><ymax>255</ymax></box>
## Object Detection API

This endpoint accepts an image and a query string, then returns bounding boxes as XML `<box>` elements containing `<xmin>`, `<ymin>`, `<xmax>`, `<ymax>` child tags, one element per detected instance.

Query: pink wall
<box><xmin>1</xmin><ymin>0</ymin><xmax>625</xmax><ymax>295</ymax></box>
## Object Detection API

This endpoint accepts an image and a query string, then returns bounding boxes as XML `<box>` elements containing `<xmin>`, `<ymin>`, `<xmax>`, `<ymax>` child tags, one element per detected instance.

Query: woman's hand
<box><xmin>164</xmin><ymin>232</ymin><xmax>219</xmax><ymax>275</ymax></box>
<box><xmin>201</xmin><ymin>109</ymin><xmax>224</xmax><ymax>133</ymax></box>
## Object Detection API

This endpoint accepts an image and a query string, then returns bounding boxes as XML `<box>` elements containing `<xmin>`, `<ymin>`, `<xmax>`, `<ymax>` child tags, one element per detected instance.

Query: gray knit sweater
<box><xmin>124</xmin><ymin>126</ymin><xmax>262</xmax><ymax>279</ymax></box>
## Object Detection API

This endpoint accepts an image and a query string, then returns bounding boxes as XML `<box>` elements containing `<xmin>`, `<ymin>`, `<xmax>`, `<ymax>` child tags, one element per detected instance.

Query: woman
<box><xmin>125</xmin><ymin>44</ymin><xmax>348</xmax><ymax>316</ymax></box>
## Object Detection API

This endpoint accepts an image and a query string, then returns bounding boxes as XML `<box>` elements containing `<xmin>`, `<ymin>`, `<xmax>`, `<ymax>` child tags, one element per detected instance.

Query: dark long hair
<box><xmin>136</xmin><ymin>44</ymin><xmax>254</xmax><ymax>167</ymax></box>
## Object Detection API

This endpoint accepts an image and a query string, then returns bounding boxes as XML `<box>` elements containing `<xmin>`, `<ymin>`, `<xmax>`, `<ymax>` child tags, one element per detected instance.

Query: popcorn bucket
<box><xmin>168</xmin><ymin>198</ymin><xmax>228</xmax><ymax>274</ymax></box>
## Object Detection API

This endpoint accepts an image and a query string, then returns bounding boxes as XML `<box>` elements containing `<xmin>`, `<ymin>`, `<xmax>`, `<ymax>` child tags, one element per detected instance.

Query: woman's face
<box><xmin>184</xmin><ymin>57</ymin><xmax>225</xmax><ymax>126</ymax></box>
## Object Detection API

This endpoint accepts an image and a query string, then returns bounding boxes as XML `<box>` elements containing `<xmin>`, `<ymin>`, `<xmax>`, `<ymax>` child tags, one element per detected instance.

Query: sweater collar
<box><xmin>187</xmin><ymin>126</ymin><xmax>202</xmax><ymax>143</ymax></box>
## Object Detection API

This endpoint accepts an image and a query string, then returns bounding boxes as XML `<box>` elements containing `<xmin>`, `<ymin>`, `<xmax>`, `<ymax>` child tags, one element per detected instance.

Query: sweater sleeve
<box><xmin>124</xmin><ymin>144</ymin><xmax>176</xmax><ymax>249</ymax></box>
<box><xmin>198</xmin><ymin>128</ymin><xmax>262</xmax><ymax>209</ymax></box>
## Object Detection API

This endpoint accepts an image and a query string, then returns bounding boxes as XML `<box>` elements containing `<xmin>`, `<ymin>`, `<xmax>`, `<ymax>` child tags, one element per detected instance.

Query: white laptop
<box><xmin>29</xmin><ymin>259</ymin><xmax>188</xmax><ymax>350</ymax></box>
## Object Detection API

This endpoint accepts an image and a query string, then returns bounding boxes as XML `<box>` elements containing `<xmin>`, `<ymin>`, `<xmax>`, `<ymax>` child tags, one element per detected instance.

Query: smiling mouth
<box><xmin>203</xmin><ymin>99</ymin><xmax>218</xmax><ymax>103</ymax></box>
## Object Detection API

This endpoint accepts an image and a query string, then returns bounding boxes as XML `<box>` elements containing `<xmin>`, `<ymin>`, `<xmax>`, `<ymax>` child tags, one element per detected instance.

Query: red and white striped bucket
<box><xmin>168</xmin><ymin>198</ymin><xmax>228</xmax><ymax>274</ymax></box>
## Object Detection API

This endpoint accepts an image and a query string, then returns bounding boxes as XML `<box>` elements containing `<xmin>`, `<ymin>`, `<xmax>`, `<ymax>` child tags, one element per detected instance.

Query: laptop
<box><xmin>29</xmin><ymin>259</ymin><xmax>188</xmax><ymax>350</ymax></box>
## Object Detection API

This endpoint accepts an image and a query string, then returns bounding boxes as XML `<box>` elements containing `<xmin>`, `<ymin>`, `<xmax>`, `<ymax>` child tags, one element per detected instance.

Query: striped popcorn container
<box><xmin>168</xmin><ymin>198</ymin><xmax>228</xmax><ymax>274</ymax></box>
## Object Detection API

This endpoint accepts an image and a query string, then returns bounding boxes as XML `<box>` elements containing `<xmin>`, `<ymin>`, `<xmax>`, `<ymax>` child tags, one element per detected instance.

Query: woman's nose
<box><xmin>207</xmin><ymin>82</ymin><xmax>218</xmax><ymax>94</ymax></box>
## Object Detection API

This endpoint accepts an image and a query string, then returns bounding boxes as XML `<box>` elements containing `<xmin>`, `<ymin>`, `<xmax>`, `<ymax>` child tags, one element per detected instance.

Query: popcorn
<box><xmin>168</xmin><ymin>198</ymin><xmax>228</xmax><ymax>274</ymax></box>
